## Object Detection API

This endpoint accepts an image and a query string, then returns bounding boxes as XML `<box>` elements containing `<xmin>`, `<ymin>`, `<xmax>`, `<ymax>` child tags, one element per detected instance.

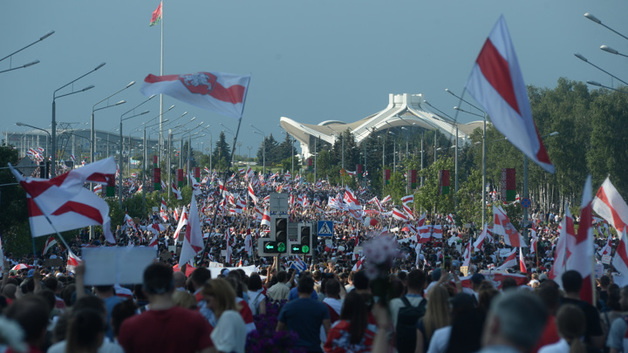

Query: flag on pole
<box><xmin>612</xmin><ymin>228</ymin><xmax>628</xmax><ymax>279</ymax></box>
<box><xmin>179</xmin><ymin>197</ymin><xmax>203</xmax><ymax>266</ymax></box>
<box><xmin>43</xmin><ymin>236</ymin><xmax>57</xmax><ymax>254</ymax></box>
<box><xmin>172</xmin><ymin>182</ymin><xmax>182</xmax><ymax>200</ymax></box>
<box><xmin>519</xmin><ymin>247</ymin><xmax>527</xmax><ymax>273</ymax></box>
<box><xmin>173</xmin><ymin>206</ymin><xmax>188</xmax><ymax>241</ymax></box>
<box><xmin>465</xmin><ymin>15</ymin><xmax>554</xmax><ymax>173</ymax></box>
<box><xmin>462</xmin><ymin>241</ymin><xmax>472</xmax><ymax>267</ymax></box>
<box><xmin>67</xmin><ymin>250</ymin><xmax>81</xmax><ymax>273</ymax></box>
<box><xmin>493</xmin><ymin>205</ymin><xmax>527</xmax><ymax>247</ymax></box>
<box><xmin>141</xmin><ymin>72</ymin><xmax>251</xmax><ymax>119</ymax></box>
<box><xmin>592</xmin><ymin>177</ymin><xmax>628</xmax><ymax>233</ymax></box>
<box><xmin>473</xmin><ymin>223</ymin><xmax>490</xmax><ymax>251</ymax></box>
<box><xmin>10</xmin><ymin>159</ymin><xmax>116</xmax><ymax>243</ymax></box>
<box><xmin>150</xmin><ymin>1</ymin><xmax>162</xmax><ymax>26</ymax></box>
<box><xmin>496</xmin><ymin>247</ymin><xmax>517</xmax><ymax>270</ymax></box>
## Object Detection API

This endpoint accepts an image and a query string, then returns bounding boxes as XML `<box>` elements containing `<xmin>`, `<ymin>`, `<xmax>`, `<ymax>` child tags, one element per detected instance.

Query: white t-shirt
<box><xmin>427</xmin><ymin>326</ymin><xmax>452</xmax><ymax>353</ymax></box>
<box><xmin>211</xmin><ymin>310</ymin><xmax>247</xmax><ymax>353</ymax></box>
<box><xmin>538</xmin><ymin>338</ymin><xmax>570</xmax><ymax>353</ymax></box>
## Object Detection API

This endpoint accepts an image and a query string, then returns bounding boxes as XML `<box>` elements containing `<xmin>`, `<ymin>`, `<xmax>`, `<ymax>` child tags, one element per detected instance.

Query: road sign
<box><xmin>318</xmin><ymin>221</ymin><xmax>334</xmax><ymax>237</ymax></box>
<box><xmin>269</xmin><ymin>193</ymin><xmax>288</xmax><ymax>215</ymax></box>
<box><xmin>521</xmin><ymin>198</ymin><xmax>531</xmax><ymax>208</ymax></box>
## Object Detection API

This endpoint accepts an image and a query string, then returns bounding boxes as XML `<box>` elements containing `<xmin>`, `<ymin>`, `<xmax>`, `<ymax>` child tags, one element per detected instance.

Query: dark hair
<box><xmin>42</xmin><ymin>276</ymin><xmax>59</xmax><ymax>292</ymax></box>
<box><xmin>536</xmin><ymin>280</ymin><xmax>560</xmax><ymax>313</ymax></box>
<box><xmin>407</xmin><ymin>269</ymin><xmax>426</xmax><ymax>292</ymax></box>
<box><xmin>276</xmin><ymin>271</ymin><xmax>288</xmax><ymax>283</ymax></box>
<box><xmin>298</xmin><ymin>275</ymin><xmax>315</xmax><ymax>294</ymax></box>
<box><xmin>225</xmin><ymin>275</ymin><xmax>244</xmax><ymax>298</ymax></box>
<box><xmin>5</xmin><ymin>294</ymin><xmax>50</xmax><ymax>344</ymax></box>
<box><xmin>249</xmin><ymin>273</ymin><xmax>263</xmax><ymax>291</ymax></box>
<box><xmin>340</xmin><ymin>291</ymin><xmax>368</xmax><ymax>344</ymax></box>
<box><xmin>111</xmin><ymin>299</ymin><xmax>137</xmax><ymax>337</ymax></box>
<box><xmin>73</xmin><ymin>295</ymin><xmax>106</xmax><ymax>314</ymax></box>
<box><xmin>143</xmin><ymin>263</ymin><xmax>174</xmax><ymax>295</ymax></box>
<box><xmin>325</xmin><ymin>278</ymin><xmax>341</xmax><ymax>297</ymax></box>
<box><xmin>561</xmin><ymin>270</ymin><xmax>583</xmax><ymax>293</ymax></box>
<box><xmin>607</xmin><ymin>284</ymin><xmax>621</xmax><ymax>311</ymax></box>
<box><xmin>353</xmin><ymin>270</ymin><xmax>369</xmax><ymax>291</ymax></box>
<box><xmin>66</xmin><ymin>309</ymin><xmax>106</xmax><ymax>352</ymax></box>
<box><xmin>501</xmin><ymin>277</ymin><xmax>518</xmax><ymax>291</ymax></box>
<box><xmin>190</xmin><ymin>267</ymin><xmax>212</xmax><ymax>286</ymax></box>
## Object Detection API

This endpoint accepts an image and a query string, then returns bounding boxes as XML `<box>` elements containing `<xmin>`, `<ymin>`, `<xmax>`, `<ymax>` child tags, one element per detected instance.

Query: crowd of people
<box><xmin>0</xmin><ymin>169</ymin><xmax>626</xmax><ymax>353</ymax></box>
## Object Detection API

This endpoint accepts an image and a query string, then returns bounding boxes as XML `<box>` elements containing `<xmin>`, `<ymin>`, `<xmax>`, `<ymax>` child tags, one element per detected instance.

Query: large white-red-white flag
<box><xmin>566</xmin><ymin>176</ymin><xmax>595</xmax><ymax>305</ymax></box>
<box><xmin>141</xmin><ymin>72</ymin><xmax>250</xmax><ymax>119</ymax></box>
<box><xmin>592</xmin><ymin>177</ymin><xmax>628</xmax><ymax>233</ymax></box>
<box><xmin>473</xmin><ymin>223</ymin><xmax>490</xmax><ymax>251</ymax></box>
<box><xmin>43</xmin><ymin>236</ymin><xmax>57</xmax><ymax>255</ymax></box>
<box><xmin>10</xmin><ymin>158</ymin><xmax>116</xmax><ymax>243</ymax></box>
<box><xmin>612</xmin><ymin>228</ymin><xmax>628</xmax><ymax>280</ymax></box>
<box><xmin>172</xmin><ymin>206</ymin><xmax>188</xmax><ymax>241</ymax></box>
<box><xmin>496</xmin><ymin>247</ymin><xmax>517</xmax><ymax>270</ymax></box>
<box><xmin>466</xmin><ymin>16</ymin><xmax>554</xmax><ymax>173</ymax></box>
<box><xmin>519</xmin><ymin>247</ymin><xmax>527</xmax><ymax>273</ymax></box>
<box><xmin>179</xmin><ymin>197</ymin><xmax>204</xmax><ymax>266</ymax></box>
<box><xmin>493</xmin><ymin>205</ymin><xmax>527</xmax><ymax>247</ymax></box>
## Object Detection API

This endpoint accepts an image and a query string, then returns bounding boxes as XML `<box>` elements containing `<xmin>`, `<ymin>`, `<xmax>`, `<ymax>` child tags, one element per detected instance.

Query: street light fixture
<box><xmin>250</xmin><ymin>124</ymin><xmax>266</xmax><ymax>175</ymax></box>
<box><xmin>15</xmin><ymin>122</ymin><xmax>52</xmax><ymax>168</ymax></box>
<box><xmin>0</xmin><ymin>30</ymin><xmax>54</xmax><ymax>74</ymax></box>
<box><xmin>574</xmin><ymin>53</ymin><xmax>628</xmax><ymax>86</ymax></box>
<box><xmin>584</xmin><ymin>13</ymin><xmax>628</xmax><ymax>41</ymax></box>
<box><xmin>52</xmin><ymin>62</ymin><xmax>105</xmax><ymax>176</ymax></box>
<box><xmin>600</xmin><ymin>45</ymin><xmax>628</xmax><ymax>58</ymax></box>
<box><xmin>587</xmin><ymin>80</ymin><xmax>628</xmax><ymax>95</ymax></box>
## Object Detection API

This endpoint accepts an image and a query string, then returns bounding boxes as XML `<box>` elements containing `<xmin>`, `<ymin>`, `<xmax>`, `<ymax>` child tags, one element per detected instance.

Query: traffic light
<box><xmin>274</xmin><ymin>217</ymin><xmax>288</xmax><ymax>254</ymax></box>
<box><xmin>258</xmin><ymin>238</ymin><xmax>279</xmax><ymax>256</ymax></box>
<box><xmin>290</xmin><ymin>223</ymin><xmax>312</xmax><ymax>255</ymax></box>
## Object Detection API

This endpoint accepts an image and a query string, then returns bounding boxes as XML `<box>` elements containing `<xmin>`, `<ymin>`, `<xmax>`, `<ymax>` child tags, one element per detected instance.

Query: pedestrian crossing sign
<box><xmin>317</xmin><ymin>221</ymin><xmax>333</xmax><ymax>237</ymax></box>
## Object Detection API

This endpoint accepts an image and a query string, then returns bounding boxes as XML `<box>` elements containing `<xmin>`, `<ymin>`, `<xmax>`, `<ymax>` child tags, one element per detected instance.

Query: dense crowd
<box><xmin>0</xmin><ymin>170</ymin><xmax>626</xmax><ymax>353</ymax></box>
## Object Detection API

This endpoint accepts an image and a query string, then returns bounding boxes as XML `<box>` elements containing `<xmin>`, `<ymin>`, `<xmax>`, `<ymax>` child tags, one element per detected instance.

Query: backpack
<box><xmin>396</xmin><ymin>296</ymin><xmax>427</xmax><ymax>353</ymax></box>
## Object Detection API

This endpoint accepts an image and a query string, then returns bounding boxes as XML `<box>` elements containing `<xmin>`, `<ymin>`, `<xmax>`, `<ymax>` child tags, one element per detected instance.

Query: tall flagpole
<box><xmin>159</xmin><ymin>0</ymin><xmax>164</xmax><ymax>170</ymax></box>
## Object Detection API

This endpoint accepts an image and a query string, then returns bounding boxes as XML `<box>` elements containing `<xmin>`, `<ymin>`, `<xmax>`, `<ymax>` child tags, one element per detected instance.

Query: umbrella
<box><xmin>11</xmin><ymin>264</ymin><xmax>31</xmax><ymax>271</ymax></box>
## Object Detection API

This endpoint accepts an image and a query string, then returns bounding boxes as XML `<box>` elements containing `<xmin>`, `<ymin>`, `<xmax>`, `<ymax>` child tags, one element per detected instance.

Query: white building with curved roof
<box><xmin>280</xmin><ymin>93</ymin><xmax>484</xmax><ymax>158</ymax></box>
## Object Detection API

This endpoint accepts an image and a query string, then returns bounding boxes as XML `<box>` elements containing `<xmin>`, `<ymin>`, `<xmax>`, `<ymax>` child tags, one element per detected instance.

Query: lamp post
<box><xmin>0</xmin><ymin>30</ymin><xmax>54</xmax><ymax>74</ymax></box>
<box><xmin>92</xmin><ymin>81</ymin><xmax>135</xmax><ymax>163</ymax></box>
<box><xmin>601</xmin><ymin>45</ymin><xmax>628</xmax><ymax>59</ymax></box>
<box><xmin>52</xmin><ymin>63</ymin><xmax>105</xmax><ymax>176</ymax></box>
<box><xmin>250</xmin><ymin>124</ymin><xmax>266</xmax><ymax>175</ymax></box>
<box><xmin>119</xmin><ymin>109</ymin><xmax>151</xmax><ymax>209</ymax></box>
<box><xmin>574</xmin><ymin>53</ymin><xmax>628</xmax><ymax>86</ymax></box>
<box><xmin>141</xmin><ymin>118</ymin><xmax>168</xmax><ymax>206</ymax></box>
<box><xmin>587</xmin><ymin>81</ymin><xmax>628</xmax><ymax>95</ymax></box>
<box><xmin>584</xmin><ymin>13</ymin><xmax>628</xmax><ymax>41</ymax></box>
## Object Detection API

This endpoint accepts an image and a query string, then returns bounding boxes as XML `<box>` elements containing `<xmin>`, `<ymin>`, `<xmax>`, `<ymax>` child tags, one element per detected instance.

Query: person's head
<box><xmin>5</xmin><ymin>294</ymin><xmax>51</xmax><ymax>348</ymax></box>
<box><xmin>66</xmin><ymin>309</ymin><xmax>106</xmax><ymax>353</ymax></box>
<box><xmin>172</xmin><ymin>290</ymin><xmax>197</xmax><ymax>310</ymax></box>
<box><xmin>471</xmin><ymin>273</ymin><xmax>485</xmax><ymax>291</ymax></box>
<box><xmin>619</xmin><ymin>286</ymin><xmax>628</xmax><ymax>311</ymax></box>
<box><xmin>501</xmin><ymin>277</ymin><xmax>518</xmax><ymax>291</ymax></box>
<box><xmin>202</xmin><ymin>278</ymin><xmax>237</xmax><ymax>318</ymax></box>
<box><xmin>248</xmin><ymin>273</ymin><xmax>263</xmax><ymax>292</ymax></box>
<box><xmin>2</xmin><ymin>283</ymin><xmax>17</xmax><ymax>300</ymax></box>
<box><xmin>599</xmin><ymin>275</ymin><xmax>611</xmax><ymax>289</ymax></box>
<box><xmin>353</xmin><ymin>270</ymin><xmax>370</xmax><ymax>292</ymax></box>
<box><xmin>535</xmin><ymin>280</ymin><xmax>560</xmax><ymax>315</ymax></box>
<box><xmin>225</xmin><ymin>275</ymin><xmax>244</xmax><ymax>298</ymax></box>
<box><xmin>110</xmin><ymin>299</ymin><xmax>137</xmax><ymax>338</ymax></box>
<box><xmin>561</xmin><ymin>270</ymin><xmax>583</xmax><ymax>294</ymax></box>
<box><xmin>172</xmin><ymin>271</ymin><xmax>187</xmax><ymax>289</ymax></box>
<box><xmin>481</xmin><ymin>290</ymin><xmax>548</xmax><ymax>352</ymax></box>
<box><xmin>190</xmin><ymin>267</ymin><xmax>212</xmax><ymax>290</ymax></box>
<box><xmin>478</xmin><ymin>286</ymin><xmax>499</xmax><ymax>314</ymax></box>
<box><xmin>407</xmin><ymin>269</ymin><xmax>426</xmax><ymax>293</ymax></box>
<box><xmin>555</xmin><ymin>304</ymin><xmax>586</xmax><ymax>353</ymax></box>
<box><xmin>297</xmin><ymin>275</ymin><xmax>315</xmax><ymax>295</ymax></box>
<box><xmin>143</xmin><ymin>263</ymin><xmax>174</xmax><ymax>298</ymax></box>
<box><xmin>607</xmin><ymin>283</ymin><xmax>621</xmax><ymax>311</ymax></box>
<box><xmin>339</xmin><ymin>291</ymin><xmax>368</xmax><ymax>344</ymax></box>
<box><xmin>324</xmin><ymin>278</ymin><xmax>341</xmax><ymax>299</ymax></box>
<box><xmin>276</xmin><ymin>271</ymin><xmax>288</xmax><ymax>283</ymax></box>
<box><xmin>42</xmin><ymin>276</ymin><xmax>60</xmax><ymax>293</ymax></box>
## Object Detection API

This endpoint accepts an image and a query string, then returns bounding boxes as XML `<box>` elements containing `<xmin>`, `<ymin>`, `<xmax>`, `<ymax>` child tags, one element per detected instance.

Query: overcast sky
<box><xmin>2</xmin><ymin>0</ymin><xmax>627</xmax><ymax>157</ymax></box>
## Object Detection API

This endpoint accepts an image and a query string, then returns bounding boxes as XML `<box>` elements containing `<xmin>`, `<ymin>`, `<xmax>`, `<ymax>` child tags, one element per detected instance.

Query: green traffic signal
<box><xmin>301</xmin><ymin>245</ymin><xmax>310</xmax><ymax>253</ymax></box>
<box><xmin>277</xmin><ymin>242</ymin><xmax>286</xmax><ymax>253</ymax></box>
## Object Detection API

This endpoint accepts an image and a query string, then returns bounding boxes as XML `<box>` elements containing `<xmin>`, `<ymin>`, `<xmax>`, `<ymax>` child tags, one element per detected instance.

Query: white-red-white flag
<box><xmin>244</xmin><ymin>230</ymin><xmax>253</xmax><ymax>257</ymax></box>
<box><xmin>43</xmin><ymin>236</ymin><xmax>57</xmax><ymax>255</ymax></box>
<box><xmin>549</xmin><ymin>210</ymin><xmax>571</xmax><ymax>281</ymax></box>
<box><xmin>462</xmin><ymin>241</ymin><xmax>472</xmax><ymax>267</ymax></box>
<box><xmin>598</xmin><ymin>234</ymin><xmax>613</xmax><ymax>256</ymax></box>
<box><xmin>392</xmin><ymin>208</ymin><xmax>409</xmax><ymax>222</ymax></box>
<box><xmin>432</xmin><ymin>225</ymin><xmax>443</xmax><ymax>239</ymax></box>
<box><xmin>172</xmin><ymin>206</ymin><xmax>188</xmax><ymax>241</ymax></box>
<box><xmin>473</xmin><ymin>223</ymin><xmax>490</xmax><ymax>251</ymax></box>
<box><xmin>67</xmin><ymin>250</ymin><xmax>82</xmax><ymax>273</ymax></box>
<box><xmin>179</xmin><ymin>197</ymin><xmax>204</xmax><ymax>266</ymax></box>
<box><xmin>381</xmin><ymin>195</ymin><xmax>392</xmax><ymax>204</ymax></box>
<box><xmin>593</xmin><ymin>177</ymin><xmax>628</xmax><ymax>233</ymax></box>
<box><xmin>493</xmin><ymin>205</ymin><xmax>527</xmax><ymax>247</ymax></box>
<box><xmin>172</xmin><ymin>182</ymin><xmax>182</xmax><ymax>200</ymax></box>
<box><xmin>248</xmin><ymin>183</ymin><xmax>258</xmax><ymax>205</ymax></box>
<box><xmin>519</xmin><ymin>247</ymin><xmax>527</xmax><ymax>273</ymax></box>
<box><xmin>612</xmin><ymin>228</ymin><xmax>628</xmax><ymax>278</ymax></box>
<box><xmin>261</xmin><ymin>208</ymin><xmax>271</xmax><ymax>227</ymax></box>
<box><xmin>160</xmin><ymin>198</ymin><xmax>168</xmax><ymax>222</ymax></box>
<box><xmin>566</xmin><ymin>176</ymin><xmax>595</xmax><ymax>305</ymax></box>
<box><xmin>466</xmin><ymin>16</ymin><xmax>554</xmax><ymax>173</ymax></box>
<box><xmin>401</xmin><ymin>195</ymin><xmax>414</xmax><ymax>205</ymax></box>
<box><xmin>496</xmin><ymin>247</ymin><xmax>517</xmax><ymax>270</ymax></box>
<box><xmin>141</xmin><ymin>72</ymin><xmax>250</xmax><ymax>119</ymax></box>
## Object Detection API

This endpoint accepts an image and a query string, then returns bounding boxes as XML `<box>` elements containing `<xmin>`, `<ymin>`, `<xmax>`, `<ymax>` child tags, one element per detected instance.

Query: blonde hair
<box><xmin>172</xmin><ymin>290</ymin><xmax>197</xmax><ymax>310</ymax></box>
<box><xmin>202</xmin><ymin>278</ymin><xmax>237</xmax><ymax>318</ymax></box>
<box><xmin>423</xmin><ymin>285</ymin><xmax>450</xmax><ymax>340</ymax></box>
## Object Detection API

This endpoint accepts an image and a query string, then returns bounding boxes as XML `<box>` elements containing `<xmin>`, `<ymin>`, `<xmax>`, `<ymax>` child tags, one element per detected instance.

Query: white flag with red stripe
<box><xmin>392</xmin><ymin>208</ymin><xmax>408</xmax><ymax>222</ymax></box>
<box><xmin>493</xmin><ymin>205</ymin><xmax>527</xmax><ymax>247</ymax></box>
<box><xmin>171</xmin><ymin>182</ymin><xmax>182</xmax><ymax>200</ymax></box>
<box><xmin>43</xmin><ymin>236</ymin><xmax>57</xmax><ymax>255</ymax></box>
<box><xmin>465</xmin><ymin>16</ymin><xmax>554</xmax><ymax>173</ymax></box>
<box><xmin>160</xmin><ymin>198</ymin><xmax>168</xmax><ymax>222</ymax></box>
<box><xmin>173</xmin><ymin>206</ymin><xmax>188</xmax><ymax>241</ymax></box>
<box><xmin>598</xmin><ymin>235</ymin><xmax>613</xmax><ymax>256</ymax></box>
<box><xmin>519</xmin><ymin>247</ymin><xmax>527</xmax><ymax>273</ymax></box>
<box><xmin>67</xmin><ymin>250</ymin><xmax>82</xmax><ymax>273</ymax></box>
<box><xmin>592</xmin><ymin>177</ymin><xmax>628</xmax><ymax>233</ymax></box>
<box><xmin>179</xmin><ymin>196</ymin><xmax>204</xmax><ymax>266</ymax></box>
<box><xmin>141</xmin><ymin>72</ymin><xmax>250</xmax><ymax>119</ymax></box>
<box><xmin>401</xmin><ymin>195</ymin><xmax>414</xmax><ymax>205</ymax></box>
<box><xmin>261</xmin><ymin>208</ymin><xmax>271</xmax><ymax>227</ymax></box>
<box><xmin>462</xmin><ymin>241</ymin><xmax>472</xmax><ymax>267</ymax></box>
<box><xmin>381</xmin><ymin>195</ymin><xmax>392</xmax><ymax>204</ymax></box>
<box><xmin>566</xmin><ymin>176</ymin><xmax>595</xmax><ymax>305</ymax></box>
<box><xmin>496</xmin><ymin>247</ymin><xmax>517</xmax><ymax>270</ymax></box>
<box><xmin>473</xmin><ymin>223</ymin><xmax>490</xmax><ymax>251</ymax></box>
<box><xmin>248</xmin><ymin>183</ymin><xmax>258</xmax><ymax>205</ymax></box>
<box><xmin>612</xmin><ymin>228</ymin><xmax>628</xmax><ymax>279</ymax></box>
<box><xmin>432</xmin><ymin>225</ymin><xmax>443</xmax><ymax>239</ymax></box>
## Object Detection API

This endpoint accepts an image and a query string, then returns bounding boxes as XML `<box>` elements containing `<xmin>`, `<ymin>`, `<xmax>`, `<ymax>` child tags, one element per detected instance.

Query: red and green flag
<box><xmin>150</xmin><ymin>2</ymin><xmax>162</xmax><ymax>26</ymax></box>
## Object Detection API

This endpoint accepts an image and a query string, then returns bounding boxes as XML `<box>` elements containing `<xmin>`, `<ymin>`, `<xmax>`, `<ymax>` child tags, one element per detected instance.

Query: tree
<box><xmin>415</xmin><ymin>157</ymin><xmax>454</xmax><ymax>215</ymax></box>
<box><xmin>213</xmin><ymin>132</ymin><xmax>231</xmax><ymax>171</ymax></box>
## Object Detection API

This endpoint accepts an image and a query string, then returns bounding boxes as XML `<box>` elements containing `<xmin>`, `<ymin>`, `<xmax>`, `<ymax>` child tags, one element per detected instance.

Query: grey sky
<box><xmin>2</xmin><ymin>0</ymin><xmax>627</xmax><ymax>157</ymax></box>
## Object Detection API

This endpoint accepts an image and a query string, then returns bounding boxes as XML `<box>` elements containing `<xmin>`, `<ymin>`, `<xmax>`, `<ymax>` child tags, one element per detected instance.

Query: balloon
<box><xmin>370</xmin><ymin>218</ymin><xmax>378</xmax><ymax>227</ymax></box>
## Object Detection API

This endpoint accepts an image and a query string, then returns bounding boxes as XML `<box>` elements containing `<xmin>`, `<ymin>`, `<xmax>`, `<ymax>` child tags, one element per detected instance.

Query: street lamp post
<box><xmin>52</xmin><ymin>63</ymin><xmax>105</xmax><ymax>176</ymax></box>
<box><xmin>587</xmin><ymin>81</ymin><xmax>628</xmax><ymax>95</ymax></box>
<box><xmin>92</xmin><ymin>81</ymin><xmax>135</xmax><ymax>163</ymax></box>
<box><xmin>584</xmin><ymin>13</ymin><xmax>628</xmax><ymax>41</ymax></box>
<box><xmin>0</xmin><ymin>30</ymin><xmax>54</xmax><ymax>74</ymax></box>
<box><xmin>574</xmin><ymin>53</ymin><xmax>628</xmax><ymax>86</ymax></box>
<box><xmin>15</xmin><ymin>122</ymin><xmax>52</xmax><ymax>175</ymax></box>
